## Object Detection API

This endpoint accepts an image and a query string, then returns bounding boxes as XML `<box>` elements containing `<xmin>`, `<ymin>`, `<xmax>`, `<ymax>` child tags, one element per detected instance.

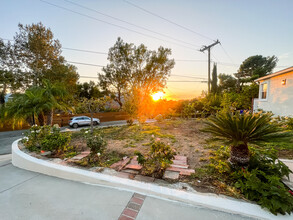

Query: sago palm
<box><xmin>202</xmin><ymin>112</ymin><xmax>291</xmax><ymax>165</ymax></box>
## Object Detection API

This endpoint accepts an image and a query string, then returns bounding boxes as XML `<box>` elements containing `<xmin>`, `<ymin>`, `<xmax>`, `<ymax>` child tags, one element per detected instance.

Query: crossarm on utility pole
<box><xmin>200</xmin><ymin>39</ymin><xmax>220</xmax><ymax>93</ymax></box>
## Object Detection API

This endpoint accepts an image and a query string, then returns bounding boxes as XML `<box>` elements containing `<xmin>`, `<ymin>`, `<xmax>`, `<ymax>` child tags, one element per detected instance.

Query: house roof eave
<box><xmin>254</xmin><ymin>66</ymin><xmax>293</xmax><ymax>82</ymax></box>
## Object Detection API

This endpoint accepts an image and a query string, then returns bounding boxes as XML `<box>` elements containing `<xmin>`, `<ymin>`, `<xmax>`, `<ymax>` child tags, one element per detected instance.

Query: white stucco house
<box><xmin>253</xmin><ymin>66</ymin><xmax>293</xmax><ymax>116</ymax></box>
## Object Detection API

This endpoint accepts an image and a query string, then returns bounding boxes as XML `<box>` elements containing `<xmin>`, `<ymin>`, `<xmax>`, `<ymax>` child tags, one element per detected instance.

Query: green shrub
<box><xmin>234</xmin><ymin>168</ymin><xmax>293</xmax><ymax>215</ymax></box>
<box><xmin>286</xmin><ymin>117</ymin><xmax>293</xmax><ymax>130</ymax></box>
<box><xmin>85</xmin><ymin>132</ymin><xmax>107</xmax><ymax>155</ymax></box>
<box><xmin>135</xmin><ymin>140</ymin><xmax>176</xmax><ymax>178</ymax></box>
<box><xmin>154</xmin><ymin>114</ymin><xmax>164</xmax><ymax>122</ymax></box>
<box><xmin>206</xmin><ymin>146</ymin><xmax>293</xmax><ymax>215</ymax></box>
<box><xmin>126</xmin><ymin>119</ymin><xmax>134</xmax><ymax>126</ymax></box>
<box><xmin>22</xmin><ymin>125</ymin><xmax>71</xmax><ymax>154</ymax></box>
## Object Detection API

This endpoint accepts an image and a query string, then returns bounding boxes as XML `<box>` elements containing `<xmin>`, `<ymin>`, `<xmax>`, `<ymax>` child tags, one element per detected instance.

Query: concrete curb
<box><xmin>12</xmin><ymin>139</ymin><xmax>291</xmax><ymax>220</ymax></box>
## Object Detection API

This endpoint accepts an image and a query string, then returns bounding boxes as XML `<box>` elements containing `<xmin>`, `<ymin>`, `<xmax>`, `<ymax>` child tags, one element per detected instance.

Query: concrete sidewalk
<box><xmin>0</xmin><ymin>156</ymin><xmax>254</xmax><ymax>220</ymax></box>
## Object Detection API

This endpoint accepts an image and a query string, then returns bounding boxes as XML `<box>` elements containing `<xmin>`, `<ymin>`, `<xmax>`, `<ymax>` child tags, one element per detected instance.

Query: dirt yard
<box><xmin>70</xmin><ymin>119</ymin><xmax>212</xmax><ymax>170</ymax></box>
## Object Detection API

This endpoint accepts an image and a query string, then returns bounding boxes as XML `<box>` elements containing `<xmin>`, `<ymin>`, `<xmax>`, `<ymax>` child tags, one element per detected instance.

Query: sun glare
<box><xmin>152</xmin><ymin>92</ymin><xmax>164</xmax><ymax>101</ymax></box>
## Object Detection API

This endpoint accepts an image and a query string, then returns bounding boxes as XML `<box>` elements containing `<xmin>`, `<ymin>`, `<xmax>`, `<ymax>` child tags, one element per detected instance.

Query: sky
<box><xmin>1</xmin><ymin>0</ymin><xmax>293</xmax><ymax>100</ymax></box>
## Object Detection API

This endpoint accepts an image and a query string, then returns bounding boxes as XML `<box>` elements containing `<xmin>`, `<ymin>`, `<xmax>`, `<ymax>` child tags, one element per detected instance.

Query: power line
<box><xmin>62</xmin><ymin>47</ymin><xmax>107</xmax><ymax>55</ymax></box>
<box><xmin>63</xmin><ymin>0</ymin><xmax>200</xmax><ymax>48</ymax></box>
<box><xmin>40</xmin><ymin>0</ymin><xmax>200</xmax><ymax>52</ymax></box>
<box><xmin>171</xmin><ymin>74</ymin><xmax>207</xmax><ymax>79</ymax></box>
<box><xmin>69</xmin><ymin>60</ymin><xmax>207</xmax><ymax>79</ymax></box>
<box><xmin>123</xmin><ymin>0</ymin><xmax>214</xmax><ymax>41</ymax></box>
<box><xmin>0</xmin><ymin>37</ymin><xmax>242</xmax><ymax>68</ymax></box>
<box><xmin>219</xmin><ymin>44</ymin><xmax>235</xmax><ymax>64</ymax></box>
<box><xmin>0</xmin><ymin>37</ymin><xmax>108</xmax><ymax>55</ymax></box>
<box><xmin>78</xmin><ymin>75</ymin><xmax>206</xmax><ymax>83</ymax></box>
<box><xmin>67</xmin><ymin>61</ymin><xmax>105</xmax><ymax>67</ymax></box>
<box><xmin>200</xmin><ymin>40</ymin><xmax>221</xmax><ymax>93</ymax></box>
<box><xmin>2</xmin><ymin>37</ymin><xmax>290</xmax><ymax>70</ymax></box>
<box><xmin>175</xmin><ymin>59</ymin><xmax>207</xmax><ymax>62</ymax></box>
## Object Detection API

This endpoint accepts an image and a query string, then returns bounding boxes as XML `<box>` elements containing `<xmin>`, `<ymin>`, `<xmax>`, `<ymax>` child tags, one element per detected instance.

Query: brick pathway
<box><xmin>70</xmin><ymin>151</ymin><xmax>90</xmax><ymax>161</ymax></box>
<box><xmin>118</xmin><ymin>193</ymin><xmax>146</xmax><ymax>220</ymax></box>
<box><xmin>111</xmin><ymin>155</ymin><xmax>194</xmax><ymax>182</ymax></box>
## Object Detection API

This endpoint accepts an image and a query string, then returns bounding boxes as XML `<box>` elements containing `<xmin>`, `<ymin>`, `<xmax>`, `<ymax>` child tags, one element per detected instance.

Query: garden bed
<box><xmin>19</xmin><ymin>118</ymin><xmax>293</xmax><ymax>215</ymax></box>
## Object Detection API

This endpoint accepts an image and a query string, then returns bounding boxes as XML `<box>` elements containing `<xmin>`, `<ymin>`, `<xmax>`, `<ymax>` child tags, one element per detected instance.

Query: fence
<box><xmin>52</xmin><ymin>112</ymin><xmax>129</xmax><ymax>127</ymax></box>
<box><xmin>0</xmin><ymin>112</ymin><xmax>129</xmax><ymax>132</ymax></box>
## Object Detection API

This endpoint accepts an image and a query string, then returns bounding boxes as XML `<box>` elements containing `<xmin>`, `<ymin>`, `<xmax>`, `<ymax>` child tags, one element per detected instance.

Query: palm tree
<box><xmin>40</xmin><ymin>80</ymin><xmax>70</xmax><ymax>125</ymax></box>
<box><xmin>5</xmin><ymin>80</ymin><xmax>70</xmax><ymax>126</ymax></box>
<box><xmin>202</xmin><ymin>112</ymin><xmax>291</xmax><ymax>166</ymax></box>
<box><xmin>5</xmin><ymin>90</ymin><xmax>44</xmax><ymax>126</ymax></box>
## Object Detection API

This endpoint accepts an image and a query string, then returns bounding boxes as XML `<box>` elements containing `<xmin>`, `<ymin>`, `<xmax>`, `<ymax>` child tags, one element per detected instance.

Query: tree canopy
<box><xmin>99</xmin><ymin>37</ymin><xmax>175</xmax><ymax>108</ymax></box>
<box><xmin>13</xmin><ymin>22</ymin><xmax>79</xmax><ymax>89</ymax></box>
<box><xmin>235</xmin><ymin>55</ymin><xmax>278</xmax><ymax>85</ymax></box>
<box><xmin>211</xmin><ymin>63</ymin><xmax>218</xmax><ymax>94</ymax></box>
<box><xmin>0</xmin><ymin>39</ymin><xmax>22</xmax><ymax>104</ymax></box>
<box><xmin>77</xmin><ymin>81</ymin><xmax>103</xmax><ymax>99</ymax></box>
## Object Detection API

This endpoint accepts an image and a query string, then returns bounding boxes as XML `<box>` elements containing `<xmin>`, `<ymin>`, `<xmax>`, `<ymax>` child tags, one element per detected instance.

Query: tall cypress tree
<box><xmin>211</xmin><ymin>63</ymin><xmax>218</xmax><ymax>93</ymax></box>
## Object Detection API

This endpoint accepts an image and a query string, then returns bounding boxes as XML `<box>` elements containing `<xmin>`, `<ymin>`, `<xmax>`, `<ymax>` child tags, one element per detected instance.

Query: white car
<box><xmin>69</xmin><ymin>116</ymin><xmax>100</xmax><ymax>128</ymax></box>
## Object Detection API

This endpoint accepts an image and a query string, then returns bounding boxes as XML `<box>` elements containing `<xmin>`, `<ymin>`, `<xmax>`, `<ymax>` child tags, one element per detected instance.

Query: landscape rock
<box><xmin>110</xmin><ymin>157</ymin><xmax>130</xmax><ymax>171</ymax></box>
<box><xmin>40</xmin><ymin>151</ymin><xmax>51</xmax><ymax>156</ymax></box>
<box><xmin>163</xmin><ymin>170</ymin><xmax>180</xmax><ymax>181</ymax></box>
<box><xmin>71</xmin><ymin>151</ymin><xmax>90</xmax><ymax>161</ymax></box>
<box><xmin>134</xmin><ymin>175</ymin><xmax>155</xmax><ymax>183</ymax></box>
<box><xmin>124</xmin><ymin>156</ymin><xmax>142</xmax><ymax>171</ymax></box>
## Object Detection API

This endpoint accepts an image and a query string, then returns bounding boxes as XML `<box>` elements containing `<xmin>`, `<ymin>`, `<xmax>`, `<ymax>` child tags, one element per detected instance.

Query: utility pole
<box><xmin>200</xmin><ymin>40</ymin><xmax>220</xmax><ymax>93</ymax></box>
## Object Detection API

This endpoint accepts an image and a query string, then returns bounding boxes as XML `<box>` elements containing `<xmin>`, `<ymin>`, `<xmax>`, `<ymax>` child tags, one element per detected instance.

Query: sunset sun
<box><xmin>151</xmin><ymin>92</ymin><xmax>164</xmax><ymax>101</ymax></box>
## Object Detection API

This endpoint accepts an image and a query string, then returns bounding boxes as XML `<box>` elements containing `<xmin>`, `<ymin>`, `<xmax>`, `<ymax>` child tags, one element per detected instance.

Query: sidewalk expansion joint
<box><xmin>0</xmin><ymin>174</ymin><xmax>40</xmax><ymax>194</ymax></box>
<box><xmin>118</xmin><ymin>193</ymin><xmax>146</xmax><ymax>220</ymax></box>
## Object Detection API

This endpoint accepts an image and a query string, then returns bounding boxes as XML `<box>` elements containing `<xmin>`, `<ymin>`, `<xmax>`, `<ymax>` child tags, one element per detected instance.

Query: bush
<box><xmin>206</xmin><ymin>146</ymin><xmax>293</xmax><ymax>215</ymax></box>
<box><xmin>126</xmin><ymin>119</ymin><xmax>134</xmax><ymax>126</ymax></box>
<box><xmin>234</xmin><ymin>168</ymin><xmax>293</xmax><ymax>215</ymax></box>
<box><xmin>22</xmin><ymin>125</ymin><xmax>71</xmax><ymax>154</ymax></box>
<box><xmin>135</xmin><ymin>139</ymin><xmax>176</xmax><ymax>178</ymax></box>
<box><xmin>286</xmin><ymin>117</ymin><xmax>293</xmax><ymax>130</ymax></box>
<box><xmin>154</xmin><ymin>114</ymin><xmax>164</xmax><ymax>122</ymax></box>
<box><xmin>84</xmin><ymin>131</ymin><xmax>107</xmax><ymax>155</ymax></box>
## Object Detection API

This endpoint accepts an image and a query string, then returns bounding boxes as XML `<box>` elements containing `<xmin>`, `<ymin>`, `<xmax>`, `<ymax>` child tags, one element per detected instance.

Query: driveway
<box><xmin>0</xmin><ymin>155</ymin><xmax>254</xmax><ymax>220</ymax></box>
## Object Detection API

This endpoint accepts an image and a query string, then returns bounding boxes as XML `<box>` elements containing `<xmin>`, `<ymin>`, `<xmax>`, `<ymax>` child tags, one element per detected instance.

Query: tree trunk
<box><xmin>46</xmin><ymin>109</ymin><xmax>54</xmax><ymax>126</ymax></box>
<box><xmin>32</xmin><ymin>113</ymin><xmax>35</xmax><ymax>126</ymax></box>
<box><xmin>90</xmin><ymin>111</ymin><xmax>94</xmax><ymax>134</ymax></box>
<box><xmin>0</xmin><ymin>83</ymin><xmax>7</xmax><ymax>104</ymax></box>
<box><xmin>115</xmin><ymin>90</ymin><xmax>123</xmax><ymax>109</ymax></box>
<box><xmin>230</xmin><ymin>144</ymin><xmax>250</xmax><ymax>166</ymax></box>
<box><xmin>38</xmin><ymin>113</ymin><xmax>45</xmax><ymax>126</ymax></box>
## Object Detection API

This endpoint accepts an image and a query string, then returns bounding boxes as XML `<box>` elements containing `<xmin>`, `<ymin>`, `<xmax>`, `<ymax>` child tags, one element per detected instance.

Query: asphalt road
<box><xmin>0</xmin><ymin>129</ymin><xmax>24</xmax><ymax>155</ymax></box>
<box><xmin>0</xmin><ymin>155</ymin><xmax>254</xmax><ymax>220</ymax></box>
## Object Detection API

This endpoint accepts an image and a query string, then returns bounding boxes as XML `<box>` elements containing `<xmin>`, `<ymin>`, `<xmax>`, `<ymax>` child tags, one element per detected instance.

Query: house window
<box><xmin>261</xmin><ymin>83</ymin><xmax>267</xmax><ymax>99</ymax></box>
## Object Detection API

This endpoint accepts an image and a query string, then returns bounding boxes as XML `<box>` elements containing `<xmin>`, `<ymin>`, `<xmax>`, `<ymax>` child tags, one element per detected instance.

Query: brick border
<box><xmin>118</xmin><ymin>193</ymin><xmax>146</xmax><ymax>220</ymax></box>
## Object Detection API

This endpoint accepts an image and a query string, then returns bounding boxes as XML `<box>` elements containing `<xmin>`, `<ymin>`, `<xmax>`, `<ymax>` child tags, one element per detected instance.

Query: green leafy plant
<box><xmin>85</xmin><ymin>133</ymin><xmax>107</xmax><ymax>155</ymax></box>
<box><xmin>22</xmin><ymin>125</ymin><xmax>71</xmax><ymax>154</ymax></box>
<box><xmin>233</xmin><ymin>168</ymin><xmax>293</xmax><ymax>215</ymax></box>
<box><xmin>135</xmin><ymin>139</ymin><xmax>176</xmax><ymax>178</ymax></box>
<box><xmin>205</xmin><ymin>146</ymin><xmax>293</xmax><ymax>215</ymax></box>
<box><xmin>202</xmin><ymin>112</ymin><xmax>292</xmax><ymax>165</ymax></box>
<box><xmin>286</xmin><ymin>117</ymin><xmax>293</xmax><ymax>130</ymax></box>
